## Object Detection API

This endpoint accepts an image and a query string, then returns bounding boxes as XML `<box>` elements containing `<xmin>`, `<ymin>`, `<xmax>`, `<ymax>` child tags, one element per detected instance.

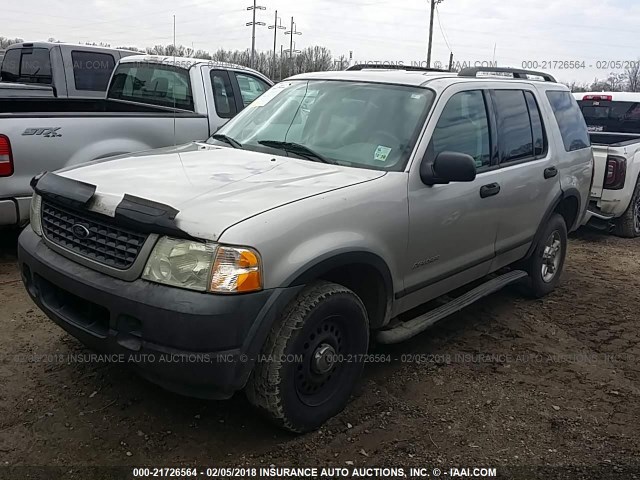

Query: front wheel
<box><xmin>245</xmin><ymin>281</ymin><xmax>369</xmax><ymax>433</ymax></box>
<box><xmin>521</xmin><ymin>213</ymin><xmax>568</xmax><ymax>298</ymax></box>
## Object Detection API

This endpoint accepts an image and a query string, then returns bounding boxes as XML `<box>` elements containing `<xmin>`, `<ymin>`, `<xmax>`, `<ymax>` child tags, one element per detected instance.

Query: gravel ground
<box><xmin>0</xmin><ymin>228</ymin><xmax>639</xmax><ymax>479</ymax></box>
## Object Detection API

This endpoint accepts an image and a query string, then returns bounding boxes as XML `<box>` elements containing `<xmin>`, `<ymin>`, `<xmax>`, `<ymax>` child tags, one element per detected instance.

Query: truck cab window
<box><xmin>210</xmin><ymin>70</ymin><xmax>237</xmax><ymax>118</ymax></box>
<box><xmin>429</xmin><ymin>90</ymin><xmax>491</xmax><ymax>169</ymax></box>
<box><xmin>71</xmin><ymin>51</ymin><xmax>115</xmax><ymax>92</ymax></box>
<box><xmin>108</xmin><ymin>63</ymin><xmax>194</xmax><ymax>111</ymax></box>
<box><xmin>0</xmin><ymin>48</ymin><xmax>52</xmax><ymax>84</ymax></box>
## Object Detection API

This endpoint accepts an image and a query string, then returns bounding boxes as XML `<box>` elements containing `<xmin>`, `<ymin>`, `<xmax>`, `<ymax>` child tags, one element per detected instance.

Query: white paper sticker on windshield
<box><xmin>374</xmin><ymin>145</ymin><xmax>392</xmax><ymax>162</ymax></box>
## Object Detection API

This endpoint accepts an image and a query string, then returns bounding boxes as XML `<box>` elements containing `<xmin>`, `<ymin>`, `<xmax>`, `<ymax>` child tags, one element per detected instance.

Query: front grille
<box><xmin>41</xmin><ymin>201</ymin><xmax>148</xmax><ymax>270</ymax></box>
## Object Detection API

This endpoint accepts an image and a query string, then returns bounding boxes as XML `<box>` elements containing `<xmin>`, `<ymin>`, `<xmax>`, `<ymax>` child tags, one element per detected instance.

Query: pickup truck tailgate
<box><xmin>590</xmin><ymin>144</ymin><xmax>608</xmax><ymax>199</ymax></box>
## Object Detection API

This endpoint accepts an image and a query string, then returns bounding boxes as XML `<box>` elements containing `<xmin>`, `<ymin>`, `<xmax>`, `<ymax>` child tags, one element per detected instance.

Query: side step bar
<box><xmin>377</xmin><ymin>270</ymin><xmax>528</xmax><ymax>344</ymax></box>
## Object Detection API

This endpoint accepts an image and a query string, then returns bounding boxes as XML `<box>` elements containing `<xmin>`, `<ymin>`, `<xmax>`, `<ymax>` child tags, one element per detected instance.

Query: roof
<box><xmin>118</xmin><ymin>55</ymin><xmax>263</xmax><ymax>75</ymax></box>
<box><xmin>289</xmin><ymin>69</ymin><xmax>459</xmax><ymax>87</ymax></box>
<box><xmin>5</xmin><ymin>41</ymin><xmax>139</xmax><ymax>54</ymax></box>
<box><xmin>288</xmin><ymin>69</ymin><xmax>565</xmax><ymax>89</ymax></box>
<box><xmin>574</xmin><ymin>91</ymin><xmax>640</xmax><ymax>102</ymax></box>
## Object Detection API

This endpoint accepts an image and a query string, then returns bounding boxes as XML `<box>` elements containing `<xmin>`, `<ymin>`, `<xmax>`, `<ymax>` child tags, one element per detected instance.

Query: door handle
<box><xmin>480</xmin><ymin>183</ymin><xmax>501</xmax><ymax>198</ymax></box>
<box><xmin>544</xmin><ymin>166</ymin><xmax>558</xmax><ymax>179</ymax></box>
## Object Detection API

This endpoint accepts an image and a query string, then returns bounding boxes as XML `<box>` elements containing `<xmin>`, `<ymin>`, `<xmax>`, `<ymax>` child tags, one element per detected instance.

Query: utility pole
<box><xmin>448</xmin><ymin>51</ymin><xmax>454</xmax><ymax>71</ymax></box>
<box><xmin>285</xmin><ymin>17</ymin><xmax>302</xmax><ymax>76</ymax></box>
<box><xmin>246</xmin><ymin>0</ymin><xmax>266</xmax><ymax>69</ymax></box>
<box><xmin>269</xmin><ymin>10</ymin><xmax>286</xmax><ymax>80</ymax></box>
<box><xmin>426</xmin><ymin>0</ymin><xmax>443</xmax><ymax>68</ymax></box>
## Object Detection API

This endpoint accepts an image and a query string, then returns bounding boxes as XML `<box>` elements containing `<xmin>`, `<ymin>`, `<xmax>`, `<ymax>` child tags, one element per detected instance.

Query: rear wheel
<box><xmin>245</xmin><ymin>281</ymin><xmax>369</xmax><ymax>433</ymax></box>
<box><xmin>613</xmin><ymin>177</ymin><xmax>640</xmax><ymax>238</ymax></box>
<box><xmin>521</xmin><ymin>213</ymin><xmax>568</xmax><ymax>298</ymax></box>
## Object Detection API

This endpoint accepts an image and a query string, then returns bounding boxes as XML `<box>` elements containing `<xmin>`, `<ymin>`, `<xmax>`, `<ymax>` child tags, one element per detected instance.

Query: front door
<box><xmin>402</xmin><ymin>87</ymin><xmax>501</xmax><ymax>311</ymax></box>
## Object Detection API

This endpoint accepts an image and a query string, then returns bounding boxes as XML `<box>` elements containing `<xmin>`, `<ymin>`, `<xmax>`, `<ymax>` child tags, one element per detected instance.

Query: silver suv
<box><xmin>18</xmin><ymin>67</ymin><xmax>593</xmax><ymax>432</ymax></box>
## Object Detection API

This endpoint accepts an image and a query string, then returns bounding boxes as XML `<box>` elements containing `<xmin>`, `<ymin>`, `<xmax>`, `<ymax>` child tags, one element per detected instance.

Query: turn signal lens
<box><xmin>210</xmin><ymin>246</ymin><xmax>262</xmax><ymax>293</ymax></box>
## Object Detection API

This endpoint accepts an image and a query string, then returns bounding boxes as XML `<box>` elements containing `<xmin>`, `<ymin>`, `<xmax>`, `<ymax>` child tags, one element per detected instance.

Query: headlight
<box><xmin>30</xmin><ymin>194</ymin><xmax>43</xmax><ymax>236</ymax></box>
<box><xmin>142</xmin><ymin>237</ymin><xmax>262</xmax><ymax>294</ymax></box>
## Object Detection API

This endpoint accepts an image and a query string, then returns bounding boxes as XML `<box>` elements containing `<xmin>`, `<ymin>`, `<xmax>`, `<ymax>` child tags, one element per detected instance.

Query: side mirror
<box><xmin>420</xmin><ymin>151</ymin><xmax>477</xmax><ymax>185</ymax></box>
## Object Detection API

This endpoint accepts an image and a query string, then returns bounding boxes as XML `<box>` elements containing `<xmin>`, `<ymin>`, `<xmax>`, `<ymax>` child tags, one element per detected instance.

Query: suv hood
<box><xmin>60</xmin><ymin>142</ymin><xmax>386</xmax><ymax>240</ymax></box>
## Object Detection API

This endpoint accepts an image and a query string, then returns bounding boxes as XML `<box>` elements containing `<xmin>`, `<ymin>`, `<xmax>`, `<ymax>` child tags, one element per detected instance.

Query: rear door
<box><xmin>489</xmin><ymin>87</ymin><xmax>559</xmax><ymax>263</ymax></box>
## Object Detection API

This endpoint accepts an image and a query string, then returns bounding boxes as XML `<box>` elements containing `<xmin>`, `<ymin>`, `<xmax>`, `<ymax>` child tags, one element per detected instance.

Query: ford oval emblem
<box><xmin>71</xmin><ymin>224</ymin><xmax>90</xmax><ymax>239</ymax></box>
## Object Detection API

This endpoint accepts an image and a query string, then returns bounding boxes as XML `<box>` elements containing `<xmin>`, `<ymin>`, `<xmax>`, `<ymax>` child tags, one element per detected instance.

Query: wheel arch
<box><xmin>525</xmin><ymin>189</ymin><xmax>580</xmax><ymax>260</ymax></box>
<box><xmin>282</xmin><ymin>250</ymin><xmax>394</xmax><ymax>329</ymax></box>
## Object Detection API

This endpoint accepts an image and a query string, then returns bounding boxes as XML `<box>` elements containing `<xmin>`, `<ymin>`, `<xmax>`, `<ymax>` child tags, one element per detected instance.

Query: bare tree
<box><xmin>0</xmin><ymin>36</ymin><xmax>24</xmax><ymax>49</ymax></box>
<box><xmin>626</xmin><ymin>61</ymin><xmax>640</xmax><ymax>92</ymax></box>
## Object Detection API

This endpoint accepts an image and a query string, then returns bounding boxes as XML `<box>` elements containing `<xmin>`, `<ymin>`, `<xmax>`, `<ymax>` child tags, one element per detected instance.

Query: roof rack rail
<box><xmin>347</xmin><ymin>63</ymin><xmax>449</xmax><ymax>73</ymax></box>
<box><xmin>458</xmin><ymin>67</ymin><xmax>557</xmax><ymax>83</ymax></box>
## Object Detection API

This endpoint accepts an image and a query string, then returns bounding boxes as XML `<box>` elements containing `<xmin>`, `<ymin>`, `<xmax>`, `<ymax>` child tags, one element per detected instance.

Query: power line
<box><xmin>435</xmin><ymin>4</ymin><xmax>452</xmax><ymax>53</ymax></box>
<box><xmin>269</xmin><ymin>10</ymin><xmax>286</xmax><ymax>80</ymax></box>
<box><xmin>427</xmin><ymin>0</ymin><xmax>444</xmax><ymax>68</ymax></box>
<box><xmin>246</xmin><ymin>0</ymin><xmax>266</xmax><ymax>69</ymax></box>
<box><xmin>285</xmin><ymin>17</ymin><xmax>302</xmax><ymax>76</ymax></box>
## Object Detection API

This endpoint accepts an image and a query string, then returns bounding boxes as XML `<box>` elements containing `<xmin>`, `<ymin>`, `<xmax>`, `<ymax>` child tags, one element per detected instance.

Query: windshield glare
<box><xmin>208</xmin><ymin>80</ymin><xmax>434</xmax><ymax>171</ymax></box>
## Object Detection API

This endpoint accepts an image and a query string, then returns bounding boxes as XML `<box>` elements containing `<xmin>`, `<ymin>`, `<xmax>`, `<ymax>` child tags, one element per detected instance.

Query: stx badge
<box><xmin>22</xmin><ymin>127</ymin><xmax>62</xmax><ymax>138</ymax></box>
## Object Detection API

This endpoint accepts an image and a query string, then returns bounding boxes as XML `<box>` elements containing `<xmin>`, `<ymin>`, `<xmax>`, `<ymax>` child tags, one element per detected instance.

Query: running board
<box><xmin>377</xmin><ymin>270</ymin><xmax>528</xmax><ymax>344</ymax></box>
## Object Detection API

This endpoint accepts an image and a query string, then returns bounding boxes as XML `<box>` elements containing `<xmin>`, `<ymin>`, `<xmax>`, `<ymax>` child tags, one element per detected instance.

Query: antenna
<box><xmin>173</xmin><ymin>14</ymin><xmax>177</xmax><ymax>147</ymax></box>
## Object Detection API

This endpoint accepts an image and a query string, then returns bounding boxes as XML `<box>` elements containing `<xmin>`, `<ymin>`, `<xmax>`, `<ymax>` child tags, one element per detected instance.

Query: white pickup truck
<box><xmin>575</xmin><ymin>92</ymin><xmax>640</xmax><ymax>237</ymax></box>
<box><xmin>0</xmin><ymin>55</ymin><xmax>272</xmax><ymax>227</ymax></box>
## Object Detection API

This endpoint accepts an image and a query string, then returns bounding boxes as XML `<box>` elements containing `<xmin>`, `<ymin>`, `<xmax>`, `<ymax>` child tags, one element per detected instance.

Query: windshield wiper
<box><xmin>258</xmin><ymin>140</ymin><xmax>332</xmax><ymax>164</ymax></box>
<box><xmin>210</xmin><ymin>133</ymin><xmax>243</xmax><ymax>149</ymax></box>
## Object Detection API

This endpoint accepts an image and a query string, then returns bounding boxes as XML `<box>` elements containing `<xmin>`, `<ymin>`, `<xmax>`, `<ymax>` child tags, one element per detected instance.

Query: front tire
<box><xmin>521</xmin><ymin>213</ymin><xmax>568</xmax><ymax>298</ymax></box>
<box><xmin>245</xmin><ymin>281</ymin><xmax>369</xmax><ymax>433</ymax></box>
<box><xmin>614</xmin><ymin>176</ymin><xmax>640</xmax><ymax>238</ymax></box>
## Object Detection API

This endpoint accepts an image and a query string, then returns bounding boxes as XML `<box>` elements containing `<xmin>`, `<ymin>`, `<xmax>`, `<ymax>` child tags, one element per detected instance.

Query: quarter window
<box><xmin>493</xmin><ymin>90</ymin><xmax>534</xmax><ymax>163</ymax></box>
<box><xmin>71</xmin><ymin>51</ymin><xmax>116</xmax><ymax>91</ymax></box>
<box><xmin>546</xmin><ymin>91</ymin><xmax>590</xmax><ymax>151</ymax></box>
<box><xmin>429</xmin><ymin>90</ymin><xmax>491</xmax><ymax>169</ymax></box>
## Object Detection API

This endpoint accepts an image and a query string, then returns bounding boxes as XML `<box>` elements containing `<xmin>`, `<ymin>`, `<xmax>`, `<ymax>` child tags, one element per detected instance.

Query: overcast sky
<box><xmin>4</xmin><ymin>0</ymin><xmax>640</xmax><ymax>83</ymax></box>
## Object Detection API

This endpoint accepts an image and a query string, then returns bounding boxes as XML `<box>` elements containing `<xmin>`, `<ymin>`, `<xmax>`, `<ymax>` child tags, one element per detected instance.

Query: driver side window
<box><xmin>430</xmin><ymin>90</ymin><xmax>491</xmax><ymax>169</ymax></box>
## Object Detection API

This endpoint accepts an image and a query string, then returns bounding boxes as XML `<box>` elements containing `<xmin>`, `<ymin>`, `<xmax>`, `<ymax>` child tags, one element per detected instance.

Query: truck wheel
<box><xmin>614</xmin><ymin>177</ymin><xmax>640</xmax><ymax>238</ymax></box>
<box><xmin>521</xmin><ymin>213</ymin><xmax>568</xmax><ymax>298</ymax></box>
<box><xmin>245</xmin><ymin>281</ymin><xmax>369</xmax><ymax>433</ymax></box>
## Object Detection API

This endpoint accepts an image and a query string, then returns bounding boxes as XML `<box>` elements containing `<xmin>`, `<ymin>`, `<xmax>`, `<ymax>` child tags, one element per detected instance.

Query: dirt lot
<box><xmin>1</xmin><ymin>228</ymin><xmax>639</xmax><ymax>479</ymax></box>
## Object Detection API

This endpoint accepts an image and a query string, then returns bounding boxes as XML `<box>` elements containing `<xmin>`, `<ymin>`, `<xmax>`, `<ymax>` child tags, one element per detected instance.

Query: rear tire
<box><xmin>613</xmin><ymin>176</ymin><xmax>640</xmax><ymax>238</ymax></box>
<box><xmin>521</xmin><ymin>213</ymin><xmax>568</xmax><ymax>298</ymax></box>
<box><xmin>245</xmin><ymin>281</ymin><xmax>369</xmax><ymax>433</ymax></box>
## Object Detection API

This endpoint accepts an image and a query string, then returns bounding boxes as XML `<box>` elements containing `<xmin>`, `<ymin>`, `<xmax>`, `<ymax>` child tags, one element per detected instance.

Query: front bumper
<box><xmin>18</xmin><ymin>226</ymin><xmax>302</xmax><ymax>399</ymax></box>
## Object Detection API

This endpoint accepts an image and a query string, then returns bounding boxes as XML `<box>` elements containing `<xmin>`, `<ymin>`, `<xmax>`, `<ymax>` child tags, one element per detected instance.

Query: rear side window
<box><xmin>108</xmin><ymin>63</ymin><xmax>194</xmax><ymax>111</ymax></box>
<box><xmin>210</xmin><ymin>70</ymin><xmax>237</xmax><ymax>118</ymax></box>
<box><xmin>429</xmin><ymin>90</ymin><xmax>491</xmax><ymax>169</ymax></box>
<box><xmin>0</xmin><ymin>48</ymin><xmax>52</xmax><ymax>84</ymax></box>
<box><xmin>493</xmin><ymin>90</ymin><xmax>533</xmax><ymax>162</ymax></box>
<box><xmin>546</xmin><ymin>91</ymin><xmax>590</xmax><ymax>151</ymax></box>
<box><xmin>71</xmin><ymin>51</ymin><xmax>116</xmax><ymax>91</ymax></box>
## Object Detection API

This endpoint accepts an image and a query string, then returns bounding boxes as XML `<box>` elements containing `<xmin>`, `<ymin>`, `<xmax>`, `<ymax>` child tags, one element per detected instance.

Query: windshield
<box><xmin>578</xmin><ymin>100</ymin><xmax>640</xmax><ymax>134</ymax></box>
<box><xmin>207</xmin><ymin>80</ymin><xmax>435</xmax><ymax>171</ymax></box>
